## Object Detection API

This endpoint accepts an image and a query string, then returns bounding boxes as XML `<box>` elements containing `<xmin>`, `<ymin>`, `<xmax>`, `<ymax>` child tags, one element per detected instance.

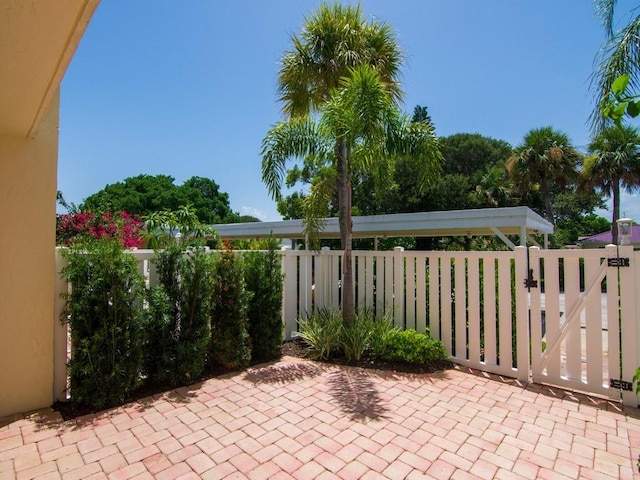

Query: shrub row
<box><xmin>61</xmin><ymin>237</ymin><xmax>283</xmax><ymax>410</ymax></box>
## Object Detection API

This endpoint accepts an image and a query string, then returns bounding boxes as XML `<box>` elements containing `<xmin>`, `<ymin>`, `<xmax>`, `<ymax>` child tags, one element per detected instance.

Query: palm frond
<box><xmin>260</xmin><ymin>117</ymin><xmax>324</xmax><ymax>200</ymax></box>
<box><xmin>595</xmin><ymin>0</ymin><xmax>618</xmax><ymax>38</ymax></box>
<box><xmin>277</xmin><ymin>3</ymin><xmax>403</xmax><ymax>119</ymax></box>
<box><xmin>386</xmin><ymin>117</ymin><xmax>442</xmax><ymax>193</ymax></box>
<box><xmin>590</xmin><ymin>14</ymin><xmax>640</xmax><ymax>130</ymax></box>
<box><xmin>302</xmin><ymin>176</ymin><xmax>334</xmax><ymax>250</ymax></box>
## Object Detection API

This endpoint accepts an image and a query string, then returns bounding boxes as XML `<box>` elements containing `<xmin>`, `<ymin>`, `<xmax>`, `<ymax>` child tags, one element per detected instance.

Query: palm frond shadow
<box><xmin>243</xmin><ymin>362</ymin><xmax>327</xmax><ymax>385</ymax></box>
<box><xmin>327</xmin><ymin>368</ymin><xmax>390</xmax><ymax>421</ymax></box>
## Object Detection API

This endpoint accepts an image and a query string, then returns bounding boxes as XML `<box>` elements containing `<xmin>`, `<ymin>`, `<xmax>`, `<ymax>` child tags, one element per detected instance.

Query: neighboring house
<box><xmin>578</xmin><ymin>225</ymin><xmax>640</xmax><ymax>249</ymax></box>
<box><xmin>0</xmin><ymin>1</ymin><xmax>100</xmax><ymax>417</ymax></box>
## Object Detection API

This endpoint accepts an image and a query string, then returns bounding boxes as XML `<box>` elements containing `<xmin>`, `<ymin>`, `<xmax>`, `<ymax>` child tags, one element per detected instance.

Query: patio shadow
<box><xmin>243</xmin><ymin>361</ymin><xmax>327</xmax><ymax>385</ymax></box>
<box><xmin>327</xmin><ymin>367</ymin><xmax>389</xmax><ymax>421</ymax></box>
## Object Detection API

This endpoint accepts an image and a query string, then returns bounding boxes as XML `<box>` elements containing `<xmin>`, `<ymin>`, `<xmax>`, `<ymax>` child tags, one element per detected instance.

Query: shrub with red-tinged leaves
<box><xmin>57</xmin><ymin>210</ymin><xmax>144</xmax><ymax>248</ymax></box>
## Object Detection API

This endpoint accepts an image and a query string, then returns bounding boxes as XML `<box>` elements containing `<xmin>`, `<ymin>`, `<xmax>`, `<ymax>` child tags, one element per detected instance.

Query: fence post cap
<box><xmin>394</xmin><ymin>246</ymin><xmax>404</xmax><ymax>252</ymax></box>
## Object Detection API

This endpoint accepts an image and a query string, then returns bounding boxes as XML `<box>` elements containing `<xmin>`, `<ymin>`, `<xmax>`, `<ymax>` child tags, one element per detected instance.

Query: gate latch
<box><xmin>608</xmin><ymin>257</ymin><xmax>630</xmax><ymax>267</ymax></box>
<box><xmin>523</xmin><ymin>269</ymin><xmax>538</xmax><ymax>289</ymax></box>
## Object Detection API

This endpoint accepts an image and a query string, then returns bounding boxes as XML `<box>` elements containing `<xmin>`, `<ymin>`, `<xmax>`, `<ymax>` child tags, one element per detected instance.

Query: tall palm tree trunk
<box><xmin>612</xmin><ymin>180</ymin><xmax>621</xmax><ymax>244</ymax></box>
<box><xmin>336</xmin><ymin>139</ymin><xmax>354</xmax><ymax>325</ymax></box>
<box><xmin>540</xmin><ymin>176</ymin><xmax>554</xmax><ymax>224</ymax></box>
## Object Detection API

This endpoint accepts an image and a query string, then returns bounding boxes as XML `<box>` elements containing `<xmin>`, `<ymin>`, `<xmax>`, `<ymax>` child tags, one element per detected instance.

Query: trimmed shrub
<box><xmin>209</xmin><ymin>247</ymin><xmax>251</xmax><ymax>370</ymax></box>
<box><xmin>61</xmin><ymin>239</ymin><xmax>145</xmax><ymax>410</ymax></box>
<box><xmin>175</xmin><ymin>248</ymin><xmax>213</xmax><ymax>382</ymax></box>
<box><xmin>378</xmin><ymin>329</ymin><xmax>448</xmax><ymax>364</ymax></box>
<box><xmin>146</xmin><ymin>245</ymin><xmax>212</xmax><ymax>386</ymax></box>
<box><xmin>244</xmin><ymin>237</ymin><xmax>284</xmax><ymax>363</ymax></box>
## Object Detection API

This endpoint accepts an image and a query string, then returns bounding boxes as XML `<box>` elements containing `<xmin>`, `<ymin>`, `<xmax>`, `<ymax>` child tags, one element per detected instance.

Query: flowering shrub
<box><xmin>57</xmin><ymin>211</ymin><xmax>144</xmax><ymax>248</ymax></box>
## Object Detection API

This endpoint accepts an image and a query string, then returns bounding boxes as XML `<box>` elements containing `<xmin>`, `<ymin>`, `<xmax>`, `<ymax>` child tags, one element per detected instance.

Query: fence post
<box><xmin>634</xmin><ymin>250</ymin><xmax>640</xmax><ymax>407</ymax></box>
<box><xmin>528</xmin><ymin>247</ymin><xmax>542</xmax><ymax>384</ymax></box>
<box><xmin>53</xmin><ymin>248</ymin><xmax>69</xmax><ymax>402</ymax></box>
<box><xmin>619</xmin><ymin>245</ymin><xmax>638</xmax><ymax>407</ymax></box>
<box><xmin>281</xmin><ymin>247</ymin><xmax>298</xmax><ymax>340</ymax></box>
<box><xmin>514</xmin><ymin>246</ymin><xmax>530</xmax><ymax>383</ymax></box>
<box><xmin>393</xmin><ymin>246</ymin><xmax>405</xmax><ymax>329</ymax></box>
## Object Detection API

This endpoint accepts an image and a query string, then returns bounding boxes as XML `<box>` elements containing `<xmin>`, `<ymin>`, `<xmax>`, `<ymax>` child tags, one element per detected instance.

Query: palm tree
<box><xmin>585</xmin><ymin>125</ymin><xmax>640</xmax><ymax>243</ymax></box>
<box><xmin>264</xmin><ymin>3</ymin><xmax>440</xmax><ymax>325</ymax></box>
<box><xmin>591</xmin><ymin>0</ymin><xmax>640</xmax><ymax>130</ymax></box>
<box><xmin>506</xmin><ymin>127</ymin><xmax>580</xmax><ymax>224</ymax></box>
<box><xmin>278</xmin><ymin>3</ymin><xmax>403</xmax><ymax>119</ymax></box>
<box><xmin>262</xmin><ymin>65</ymin><xmax>441</xmax><ymax>324</ymax></box>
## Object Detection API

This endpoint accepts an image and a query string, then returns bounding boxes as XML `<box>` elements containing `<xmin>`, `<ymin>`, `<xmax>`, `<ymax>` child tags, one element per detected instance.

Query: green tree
<box><xmin>178</xmin><ymin>176</ymin><xmax>233</xmax><ymax>223</ymax></box>
<box><xmin>591</xmin><ymin>0</ymin><xmax>640</xmax><ymax>130</ymax></box>
<box><xmin>81</xmin><ymin>174</ymin><xmax>233</xmax><ymax>223</ymax></box>
<box><xmin>507</xmin><ymin>127</ymin><xmax>581</xmax><ymax>224</ymax></box>
<box><xmin>263</xmin><ymin>4</ymin><xmax>441</xmax><ymax>324</ymax></box>
<box><xmin>585</xmin><ymin>125</ymin><xmax>640</xmax><ymax>243</ymax></box>
<box><xmin>440</xmin><ymin>133</ymin><xmax>512</xmax><ymax>178</ymax></box>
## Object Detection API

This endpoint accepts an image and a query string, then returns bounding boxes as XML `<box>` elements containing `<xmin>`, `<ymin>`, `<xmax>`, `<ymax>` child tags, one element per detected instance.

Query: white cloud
<box><xmin>241</xmin><ymin>206</ymin><xmax>268</xmax><ymax>221</ymax></box>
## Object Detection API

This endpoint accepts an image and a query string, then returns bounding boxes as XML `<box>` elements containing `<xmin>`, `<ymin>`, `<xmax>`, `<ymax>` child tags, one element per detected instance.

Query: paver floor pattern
<box><xmin>1</xmin><ymin>356</ymin><xmax>640</xmax><ymax>479</ymax></box>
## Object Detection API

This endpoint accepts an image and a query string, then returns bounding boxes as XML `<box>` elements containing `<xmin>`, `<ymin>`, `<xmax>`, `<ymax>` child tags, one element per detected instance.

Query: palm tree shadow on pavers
<box><xmin>243</xmin><ymin>362</ymin><xmax>328</xmax><ymax>385</ymax></box>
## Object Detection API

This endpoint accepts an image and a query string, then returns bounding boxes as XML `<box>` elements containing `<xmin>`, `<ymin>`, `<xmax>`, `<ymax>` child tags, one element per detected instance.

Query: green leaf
<box><xmin>614</xmin><ymin>102</ymin><xmax>627</xmax><ymax>118</ymax></box>
<box><xmin>612</xmin><ymin>74</ymin><xmax>630</xmax><ymax>96</ymax></box>
<box><xmin>627</xmin><ymin>100</ymin><xmax>640</xmax><ymax>118</ymax></box>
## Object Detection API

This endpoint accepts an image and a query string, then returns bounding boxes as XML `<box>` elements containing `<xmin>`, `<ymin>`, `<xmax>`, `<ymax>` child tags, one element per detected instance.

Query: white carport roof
<box><xmin>214</xmin><ymin>206</ymin><xmax>553</xmax><ymax>249</ymax></box>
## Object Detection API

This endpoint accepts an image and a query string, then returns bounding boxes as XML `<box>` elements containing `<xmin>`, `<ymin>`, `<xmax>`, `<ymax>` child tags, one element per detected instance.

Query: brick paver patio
<box><xmin>2</xmin><ymin>356</ymin><xmax>640</xmax><ymax>479</ymax></box>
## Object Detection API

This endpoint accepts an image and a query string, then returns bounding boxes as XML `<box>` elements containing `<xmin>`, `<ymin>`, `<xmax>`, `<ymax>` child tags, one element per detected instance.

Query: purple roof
<box><xmin>580</xmin><ymin>225</ymin><xmax>640</xmax><ymax>243</ymax></box>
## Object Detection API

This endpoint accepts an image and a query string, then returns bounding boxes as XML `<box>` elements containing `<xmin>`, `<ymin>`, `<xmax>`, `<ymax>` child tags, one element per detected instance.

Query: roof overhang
<box><xmin>0</xmin><ymin>0</ymin><xmax>100</xmax><ymax>138</ymax></box>
<box><xmin>214</xmin><ymin>207</ymin><xmax>553</xmax><ymax>244</ymax></box>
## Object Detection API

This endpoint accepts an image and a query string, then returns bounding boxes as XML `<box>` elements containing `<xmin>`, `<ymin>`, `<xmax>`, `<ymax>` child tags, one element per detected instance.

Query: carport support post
<box><xmin>514</xmin><ymin>246</ymin><xmax>531</xmax><ymax>383</ymax></box>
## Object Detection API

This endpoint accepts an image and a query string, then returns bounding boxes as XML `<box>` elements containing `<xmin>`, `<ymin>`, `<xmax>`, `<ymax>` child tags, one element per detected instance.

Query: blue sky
<box><xmin>59</xmin><ymin>0</ymin><xmax>640</xmax><ymax>223</ymax></box>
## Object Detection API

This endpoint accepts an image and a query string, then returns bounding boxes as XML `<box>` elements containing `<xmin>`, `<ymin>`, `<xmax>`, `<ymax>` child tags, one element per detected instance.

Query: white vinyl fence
<box><xmin>280</xmin><ymin>245</ymin><xmax>640</xmax><ymax>407</ymax></box>
<box><xmin>54</xmin><ymin>246</ymin><xmax>640</xmax><ymax>406</ymax></box>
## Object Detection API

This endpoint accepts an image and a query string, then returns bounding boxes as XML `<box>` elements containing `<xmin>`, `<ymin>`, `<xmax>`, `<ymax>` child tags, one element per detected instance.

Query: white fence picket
<box><xmin>483</xmin><ymin>256</ymin><xmax>497</xmax><ymax>367</ymax></box>
<box><xmin>454</xmin><ymin>257</ymin><xmax>467</xmax><ymax>360</ymax></box>
<box><xmin>428</xmin><ymin>255</ymin><xmax>440</xmax><ymax>339</ymax></box>
<box><xmin>467</xmin><ymin>257</ymin><xmax>481</xmax><ymax>364</ymax></box>
<box><xmin>584</xmin><ymin>256</ymin><xmax>603</xmax><ymax>389</ymax></box>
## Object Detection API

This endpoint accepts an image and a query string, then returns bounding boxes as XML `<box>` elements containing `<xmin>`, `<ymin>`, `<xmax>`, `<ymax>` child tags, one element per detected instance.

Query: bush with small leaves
<box><xmin>244</xmin><ymin>237</ymin><xmax>284</xmax><ymax>363</ymax></box>
<box><xmin>209</xmin><ymin>246</ymin><xmax>251</xmax><ymax>370</ymax></box>
<box><xmin>61</xmin><ymin>239</ymin><xmax>145</xmax><ymax>410</ymax></box>
<box><xmin>378</xmin><ymin>329</ymin><xmax>448</xmax><ymax>365</ymax></box>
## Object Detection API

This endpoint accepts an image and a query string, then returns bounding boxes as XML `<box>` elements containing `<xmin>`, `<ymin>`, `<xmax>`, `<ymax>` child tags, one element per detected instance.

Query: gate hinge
<box><xmin>523</xmin><ymin>269</ymin><xmax>538</xmax><ymax>289</ymax></box>
<box><xmin>607</xmin><ymin>257</ymin><xmax>630</xmax><ymax>268</ymax></box>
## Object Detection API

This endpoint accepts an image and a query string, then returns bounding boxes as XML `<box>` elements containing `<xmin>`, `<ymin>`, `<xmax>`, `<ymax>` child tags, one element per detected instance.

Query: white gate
<box><xmin>279</xmin><ymin>245</ymin><xmax>640</xmax><ymax>406</ymax></box>
<box><xmin>528</xmin><ymin>245</ymin><xmax>639</xmax><ymax>406</ymax></box>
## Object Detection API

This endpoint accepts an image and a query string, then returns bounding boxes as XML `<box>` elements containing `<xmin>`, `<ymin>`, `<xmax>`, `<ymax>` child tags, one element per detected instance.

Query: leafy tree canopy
<box><xmin>81</xmin><ymin>175</ymin><xmax>234</xmax><ymax>224</ymax></box>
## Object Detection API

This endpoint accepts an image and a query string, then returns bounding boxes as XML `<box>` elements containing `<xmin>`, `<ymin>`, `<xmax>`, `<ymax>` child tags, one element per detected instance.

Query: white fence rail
<box><xmin>54</xmin><ymin>246</ymin><xmax>640</xmax><ymax>406</ymax></box>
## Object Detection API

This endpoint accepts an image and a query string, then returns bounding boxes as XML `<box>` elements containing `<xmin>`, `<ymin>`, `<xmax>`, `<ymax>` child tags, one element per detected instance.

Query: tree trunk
<box><xmin>540</xmin><ymin>176</ymin><xmax>554</xmax><ymax>224</ymax></box>
<box><xmin>336</xmin><ymin>139</ymin><xmax>354</xmax><ymax>325</ymax></box>
<box><xmin>612</xmin><ymin>180</ymin><xmax>620</xmax><ymax>245</ymax></box>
